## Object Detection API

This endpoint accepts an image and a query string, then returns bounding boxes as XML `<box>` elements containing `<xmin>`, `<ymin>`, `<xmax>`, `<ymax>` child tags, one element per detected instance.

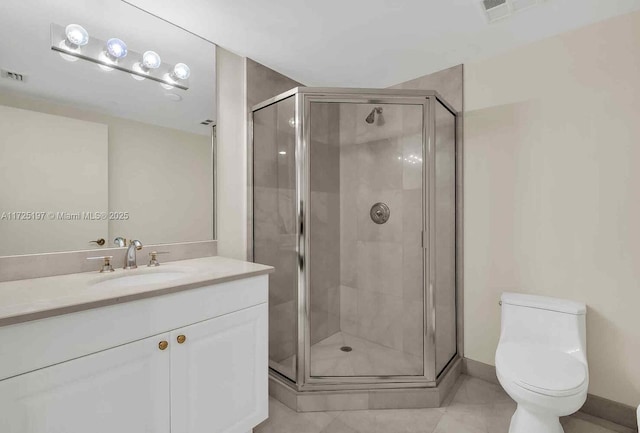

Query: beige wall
<box><xmin>464</xmin><ymin>11</ymin><xmax>640</xmax><ymax>406</ymax></box>
<box><xmin>0</xmin><ymin>105</ymin><xmax>108</xmax><ymax>255</ymax></box>
<box><xmin>107</xmin><ymin>119</ymin><xmax>212</xmax><ymax>244</ymax></box>
<box><xmin>0</xmin><ymin>91</ymin><xmax>213</xmax><ymax>251</ymax></box>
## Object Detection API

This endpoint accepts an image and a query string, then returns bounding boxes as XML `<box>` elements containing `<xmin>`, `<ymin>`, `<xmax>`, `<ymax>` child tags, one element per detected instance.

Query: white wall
<box><xmin>464</xmin><ymin>11</ymin><xmax>640</xmax><ymax>406</ymax></box>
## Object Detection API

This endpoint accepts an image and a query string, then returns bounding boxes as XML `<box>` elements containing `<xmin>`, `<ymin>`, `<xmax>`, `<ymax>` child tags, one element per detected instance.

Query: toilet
<box><xmin>496</xmin><ymin>292</ymin><xmax>588</xmax><ymax>433</ymax></box>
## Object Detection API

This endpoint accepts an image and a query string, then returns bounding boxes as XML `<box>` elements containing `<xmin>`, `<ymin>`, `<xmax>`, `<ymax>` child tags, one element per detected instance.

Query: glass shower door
<box><xmin>253</xmin><ymin>96</ymin><xmax>298</xmax><ymax>382</ymax></box>
<box><xmin>307</xmin><ymin>101</ymin><xmax>425</xmax><ymax>378</ymax></box>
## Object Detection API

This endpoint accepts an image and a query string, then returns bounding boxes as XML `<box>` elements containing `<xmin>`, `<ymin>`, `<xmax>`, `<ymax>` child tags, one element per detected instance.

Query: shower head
<box><xmin>365</xmin><ymin>109</ymin><xmax>376</xmax><ymax>124</ymax></box>
<box><xmin>365</xmin><ymin>107</ymin><xmax>383</xmax><ymax>124</ymax></box>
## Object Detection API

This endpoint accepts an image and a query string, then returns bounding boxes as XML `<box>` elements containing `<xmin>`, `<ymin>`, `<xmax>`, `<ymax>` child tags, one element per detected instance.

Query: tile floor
<box><xmin>255</xmin><ymin>375</ymin><xmax>635</xmax><ymax>433</ymax></box>
<box><xmin>309</xmin><ymin>332</ymin><xmax>423</xmax><ymax>376</ymax></box>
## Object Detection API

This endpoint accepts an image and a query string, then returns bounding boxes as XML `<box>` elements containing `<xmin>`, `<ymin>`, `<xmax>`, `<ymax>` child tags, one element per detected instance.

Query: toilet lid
<box><xmin>496</xmin><ymin>342</ymin><xmax>587</xmax><ymax>397</ymax></box>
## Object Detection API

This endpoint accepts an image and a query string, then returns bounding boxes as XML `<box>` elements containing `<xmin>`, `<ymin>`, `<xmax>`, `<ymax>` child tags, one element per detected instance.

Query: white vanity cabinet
<box><xmin>0</xmin><ymin>332</ymin><xmax>172</xmax><ymax>433</ymax></box>
<box><xmin>170</xmin><ymin>304</ymin><xmax>267</xmax><ymax>433</ymax></box>
<box><xmin>0</xmin><ymin>274</ymin><xmax>269</xmax><ymax>433</ymax></box>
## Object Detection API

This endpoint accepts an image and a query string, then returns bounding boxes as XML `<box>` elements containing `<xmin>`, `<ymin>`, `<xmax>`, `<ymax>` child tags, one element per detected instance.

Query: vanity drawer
<box><xmin>0</xmin><ymin>275</ymin><xmax>267</xmax><ymax>381</ymax></box>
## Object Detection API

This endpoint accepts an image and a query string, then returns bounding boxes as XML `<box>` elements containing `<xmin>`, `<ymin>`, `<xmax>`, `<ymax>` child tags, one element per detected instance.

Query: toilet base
<box><xmin>509</xmin><ymin>405</ymin><xmax>563</xmax><ymax>433</ymax></box>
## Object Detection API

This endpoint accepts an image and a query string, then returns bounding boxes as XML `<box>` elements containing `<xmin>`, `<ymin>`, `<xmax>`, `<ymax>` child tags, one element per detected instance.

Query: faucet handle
<box><xmin>113</xmin><ymin>237</ymin><xmax>127</xmax><ymax>247</ymax></box>
<box><xmin>87</xmin><ymin>256</ymin><xmax>115</xmax><ymax>273</ymax></box>
<box><xmin>148</xmin><ymin>251</ymin><xmax>169</xmax><ymax>267</ymax></box>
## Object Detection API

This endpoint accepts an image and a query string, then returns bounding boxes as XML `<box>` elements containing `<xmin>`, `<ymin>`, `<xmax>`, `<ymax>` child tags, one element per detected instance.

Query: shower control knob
<box><xmin>370</xmin><ymin>202</ymin><xmax>391</xmax><ymax>224</ymax></box>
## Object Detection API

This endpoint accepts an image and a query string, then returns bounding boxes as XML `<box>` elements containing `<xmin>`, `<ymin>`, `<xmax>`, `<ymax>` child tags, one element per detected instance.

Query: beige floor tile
<box><xmin>337</xmin><ymin>408</ymin><xmax>444</xmax><ymax>433</ymax></box>
<box><xmin>561</xmin><ymin>417</ymin><xmax>621</xmax><ymax>433</ymax></box>
<box><xmin>450</xmin><ymin>376</ymin><xmax>512</xmax><ymax>406</ymax></box>
<box><xmin>254</xmin><ymin>397</ymin><xmax>337</xmax><ymax>433</ymax></box>
<box><xmin>486</xmin><ymin>402</ymin><xmax>516</xmax><ymax>433</ymax></box>
<box><xmin>257</xmin><ymin>376</ymin><xmax>628</xmax><ymax>433</ymax></box>
<box><xmin>436</xmin><ymin>403</ymin><xmax>492</xmax><ymax>432</ymax></box>
<box><xmin>320</xmin><ymin>418</ymin><xmax>360</xmax><ymax>433</ymax></box>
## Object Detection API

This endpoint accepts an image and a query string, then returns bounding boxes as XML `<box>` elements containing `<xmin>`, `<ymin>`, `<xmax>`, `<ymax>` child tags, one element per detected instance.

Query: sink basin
<box><xmin>90</xmin><ymin>269</ymin><xmax>189</xmax><ymax>290</ymax></box>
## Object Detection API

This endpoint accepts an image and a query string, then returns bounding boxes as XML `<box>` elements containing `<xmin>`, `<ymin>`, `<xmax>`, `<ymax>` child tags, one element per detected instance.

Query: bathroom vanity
<box><xmin>0</xmin><ymin>256</ymin><xmax>272</xmax><ymax>433</ymax></box>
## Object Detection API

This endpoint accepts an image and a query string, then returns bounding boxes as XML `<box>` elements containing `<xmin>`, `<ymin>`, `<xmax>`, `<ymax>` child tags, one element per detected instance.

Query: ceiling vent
<box><xmin>482</xmin><ymin>0</ymin><xmax>510</xmax><ymax>22</ymax></box>
<box><xmin>480</xmin><ymin>0</ymin><xmax>546</xmax><ymax>23</ymax></box>
<box><xmin>1</xmin><ymin>69</ymin><xmax>26</xmax><ymax>83</ymax></box>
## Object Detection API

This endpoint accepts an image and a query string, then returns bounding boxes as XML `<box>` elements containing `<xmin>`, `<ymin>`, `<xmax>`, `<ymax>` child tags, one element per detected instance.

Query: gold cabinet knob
<box><xmin>158</xmin><ymin>340</ymin><xmax>169</xmax><ymax>351</ymax></box>
<box><xmin>177</xmin><ymin>335</ymin><xmax>186</xmax><ymax>344</ymax></box>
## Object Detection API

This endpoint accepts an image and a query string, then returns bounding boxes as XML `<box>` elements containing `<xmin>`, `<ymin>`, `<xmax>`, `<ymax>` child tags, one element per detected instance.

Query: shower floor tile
<box><xmin>309</xmin><ymin>331</ymin><xmax>423</xmax><ymax>377</ymax></box>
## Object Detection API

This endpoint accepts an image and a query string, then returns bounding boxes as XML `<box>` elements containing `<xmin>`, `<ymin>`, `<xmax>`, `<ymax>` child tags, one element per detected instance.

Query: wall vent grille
<box><xmin>1</xmin><ymin>69</ymin><xmax>26</xmax><ymax>83</ymax></box>
<box><xmin>480</xmin><ymin>0</ymin><xmax>546</xmax><ymax>23</ymax></box>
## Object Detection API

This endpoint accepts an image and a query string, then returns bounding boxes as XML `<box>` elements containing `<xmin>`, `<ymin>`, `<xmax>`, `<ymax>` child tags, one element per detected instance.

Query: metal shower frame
<box><xmin>249</xmin><ymin>87</ymin><xmax>461</xmax><ymax>392</ymax></box>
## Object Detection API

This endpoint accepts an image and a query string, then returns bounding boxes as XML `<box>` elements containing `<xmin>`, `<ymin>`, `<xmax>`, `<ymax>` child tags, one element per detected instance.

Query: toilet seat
<box><xmin>496</xmin><ymin>342</ymin><xmax>587</xmax><ymax>397</ymax></box>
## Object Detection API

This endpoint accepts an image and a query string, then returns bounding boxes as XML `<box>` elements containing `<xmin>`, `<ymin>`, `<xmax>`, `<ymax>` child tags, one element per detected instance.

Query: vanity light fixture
<box><xmin>171</xmin><ymin>63</ymin><xmax>191</xmax><ymax>81</ymax></box>
<box><xmin>64</xmin><ymin>24</ymin><xmax>89</xmax><ymax>49</ymax></box>
<box><xmin>58</xmin><ymin>24</ymin><xmax>89</xmax><ymax>62</ymax></box>
<box><xmin>161</xmin><ymin>62</ymin><xmax>191</xmax><ymax>89</ymax></box>
<box><xmin>133</xmin><ymin>51</ymin><xmax>161</xmax><ymax>81</ymax></box>
<box><xmin>142</xmin><ymin>51</ymin><xmax>161</xmax><ymax>70</ymax></box>
<box><xmin>51</xmin><ymin>23</ymin><xmax>190</xmax><ymax>90</ymax></box>
<box><xmin>106</xmin><ymin>38</ymin><xmax>128</xmax><ymax>60</ymax></box>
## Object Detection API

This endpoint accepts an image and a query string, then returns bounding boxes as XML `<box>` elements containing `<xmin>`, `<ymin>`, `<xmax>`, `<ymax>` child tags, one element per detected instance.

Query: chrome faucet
<box><xmin>124</xmin><ymin>239</ymin><xmax>143</xmax><ymax>270</ymax></box>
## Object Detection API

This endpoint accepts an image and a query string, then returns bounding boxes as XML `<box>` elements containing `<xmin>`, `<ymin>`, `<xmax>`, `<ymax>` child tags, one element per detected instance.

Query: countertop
<box><xmin>0</xmin><ymin>256</ymin><xmax>273</xmax><ymax>327</ymax></box>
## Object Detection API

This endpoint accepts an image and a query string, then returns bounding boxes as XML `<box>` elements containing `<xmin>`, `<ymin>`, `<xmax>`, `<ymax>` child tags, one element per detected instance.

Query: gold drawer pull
<box><xmin>158</xmin><ymin>340</ymin><xmax>169</xmax><ymax>351</ymax></box>
<box><xmin>177</xmin><ymin>335</ymin><xmax>186</xmax><ymax>344</ymax></box>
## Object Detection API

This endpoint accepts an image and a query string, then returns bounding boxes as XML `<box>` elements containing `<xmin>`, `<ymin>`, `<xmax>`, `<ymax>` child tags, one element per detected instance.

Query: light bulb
<box><xmin>171</xmin><ymin>63</ymin><xmax>190</xmax><ymax>80</ymax></box>
<box><xmin>65</xmin><ymin>24</ymin><xmax>89</xmax><ymax>47</ymax></box>
<box><xmin>106</xmin><ymin>38</ymin><xmax>127</xmax><ymax>60</ymax></box>
<box><xmin>142</xmin><ymin>51</ymin><xmax>161</xmax><ymax>69</ymax></box>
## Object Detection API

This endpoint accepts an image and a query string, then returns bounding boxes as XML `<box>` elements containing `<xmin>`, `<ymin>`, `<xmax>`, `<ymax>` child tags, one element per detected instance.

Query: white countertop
<box><xmin>0</xmin><ymin>256</ymin><xmax>273</xmax><ymax>327</ymax></box>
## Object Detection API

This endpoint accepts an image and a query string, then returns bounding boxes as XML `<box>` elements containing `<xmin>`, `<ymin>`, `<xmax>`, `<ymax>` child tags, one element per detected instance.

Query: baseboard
<box><xmin>581</xmin><ymin>394</ymin><xmax>638</xmax><ymax>431</ymax></box>
<box><xmin>462</xmin><ymin>358</ymin><xmax>638</xmax><ymax>431</ymax></box>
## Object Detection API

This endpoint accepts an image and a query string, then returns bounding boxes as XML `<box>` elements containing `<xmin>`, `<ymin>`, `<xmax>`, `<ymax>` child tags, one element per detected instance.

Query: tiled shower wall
<box><xmin>338</xmin><ymin>104</ymin><xmax>425</xmax><ymax>357</ymax></box>
<box><xmin>309</xmin><ymin>104</ymin><xmax>342</xmax><ymax>345</ymax></box>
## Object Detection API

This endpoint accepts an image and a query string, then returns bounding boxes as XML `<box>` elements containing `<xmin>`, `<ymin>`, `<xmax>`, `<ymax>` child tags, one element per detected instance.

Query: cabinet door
<box><xmin>0</xmin><ymin>333</ymin><xmax>171</xmax><ymax>433</ymax></box>
<box><xmin>171</xmin><ymin>304</ymin><xmax>268</xmax><ymax>433</ymax></box>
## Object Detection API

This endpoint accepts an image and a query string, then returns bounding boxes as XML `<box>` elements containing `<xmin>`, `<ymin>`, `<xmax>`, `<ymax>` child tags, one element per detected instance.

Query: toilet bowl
<box><xmin>496</xmin><ymin>292</ymin><xmax>588</xmax><ymax>433</ymax></box>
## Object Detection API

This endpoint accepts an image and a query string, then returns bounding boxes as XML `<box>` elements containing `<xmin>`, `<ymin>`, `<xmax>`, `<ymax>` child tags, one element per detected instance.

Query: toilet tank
<box><xmin>499</xmin><ymin>292</ymin><xmax>587</xmax><ymax>362</ymax></box>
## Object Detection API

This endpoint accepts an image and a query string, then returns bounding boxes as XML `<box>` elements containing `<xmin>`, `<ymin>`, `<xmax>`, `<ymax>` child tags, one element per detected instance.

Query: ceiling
<box><xmin>125</xmin><ymin>0</ymin><xmax>640</xmax><ymax>88</ymax></box>
<box><xmin>0</xmin><ymin>0</ymin><xmax>216</xmax><ymax>135</ymax></box>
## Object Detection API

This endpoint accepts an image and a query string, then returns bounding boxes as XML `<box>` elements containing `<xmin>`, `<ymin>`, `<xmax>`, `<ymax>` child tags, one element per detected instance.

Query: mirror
<box><xmin>0</xmin><ymin>0</ymin><xmax>216</xmax><ymax>256</ymax></box>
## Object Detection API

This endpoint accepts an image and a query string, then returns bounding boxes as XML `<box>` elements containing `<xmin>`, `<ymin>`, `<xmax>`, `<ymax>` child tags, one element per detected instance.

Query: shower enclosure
<box><xmin>250</xmin><ymin>88</ymin><xmax>458</xmax><ymax>395</ymax></box>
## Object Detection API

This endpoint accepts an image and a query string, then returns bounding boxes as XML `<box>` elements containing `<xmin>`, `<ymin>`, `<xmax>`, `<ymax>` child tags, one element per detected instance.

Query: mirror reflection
<box><xmin>0</xmin><ymin>0</ymin><xmax>216</xmax><ymax>256</ymax></box>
